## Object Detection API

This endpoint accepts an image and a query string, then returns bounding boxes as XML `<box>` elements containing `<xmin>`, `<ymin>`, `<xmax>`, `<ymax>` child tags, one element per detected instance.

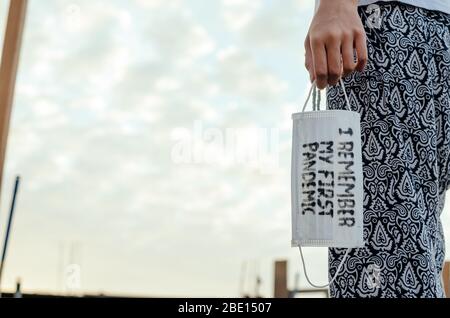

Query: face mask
<box><xmin>291</xmin><ymin>79</ymin><xmax>365</xmax><ymax>288</ymax></box>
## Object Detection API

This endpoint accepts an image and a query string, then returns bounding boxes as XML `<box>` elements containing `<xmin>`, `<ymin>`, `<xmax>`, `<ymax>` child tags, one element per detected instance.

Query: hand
<box><xmin>304</xmin><ymin>0</ymin><xmax>368</xmax><ymax>89</ymax></box>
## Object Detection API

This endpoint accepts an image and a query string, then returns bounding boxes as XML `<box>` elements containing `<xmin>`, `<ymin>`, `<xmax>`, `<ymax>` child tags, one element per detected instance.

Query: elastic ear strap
<box><xmin>302</xmin><ymin>81</ymin><xmax>317</xmax><ymax>112</ymax></box>
<box><xmin>298</xmin><ymin>246</ymin><xmax>350</xmax><ymax>289</ymax></box>
<box><xmin>317</xmin><ymin>89</ymin><xmax>321</xmax><ymax>111</ymax></box>
<box><xmin>302</xmin><ymin>79</ymin><xmax>351</xmax><ymax>112</ymax></box>
<box><xmin>339</xmin><ymin>79</ymin><xmax>351</xmax><ymax>111</ymax></box>
<box><xmin>312</xmin><ymin>85</ymin><xmax>317</xmax><ymax>111</ymax></box>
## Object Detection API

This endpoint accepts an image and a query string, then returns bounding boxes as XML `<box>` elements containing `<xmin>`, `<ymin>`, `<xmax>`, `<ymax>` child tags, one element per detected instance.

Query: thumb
<box><xmin>304</xmin><ymin>35</ymin><xmax>315</xmax><ymax>83</ymax></box>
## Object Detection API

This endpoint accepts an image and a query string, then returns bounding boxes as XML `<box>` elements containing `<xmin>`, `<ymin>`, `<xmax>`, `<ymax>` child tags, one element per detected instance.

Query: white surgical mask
<box><xmin>291</xmin><ymin>80</ymin><xmax>365</xmax><ymax>288</ymax></box>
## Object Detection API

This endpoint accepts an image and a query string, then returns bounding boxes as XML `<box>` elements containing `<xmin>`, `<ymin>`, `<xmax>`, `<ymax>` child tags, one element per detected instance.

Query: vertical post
<box><xmin>443</xmin><ymin>261</ymin><xmax>450</xmax><ymax>298</ymax></box>
<box><xmin>13</xmin><ymin>278</ymin><xmax>22</xmax><ymax>298</ymax></box>
<box><xmin>0</xmin><ymin>176</ymin><xmax>21</xmax><ymax>294</ymax></box>
<box><xmin>274</xmin><ymin>260</ymin><xmax>289</xmax><ymax>298</ymax></box>
<box><xmin>0</xmin><ymin>0</ymin><xmax>28</xmax><ymax>196</ymax></box>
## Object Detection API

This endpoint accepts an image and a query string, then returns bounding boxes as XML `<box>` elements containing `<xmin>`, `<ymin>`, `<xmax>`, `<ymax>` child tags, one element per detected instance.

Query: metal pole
<box><xmin>0</xmin><ymin>0</ymin><xmax>28</xmax><ymax>203</ymax></box>
<box><xmin>0</xmin><ymin>176</ymin><xmax>21</xmax><ymax>294</ymax></box>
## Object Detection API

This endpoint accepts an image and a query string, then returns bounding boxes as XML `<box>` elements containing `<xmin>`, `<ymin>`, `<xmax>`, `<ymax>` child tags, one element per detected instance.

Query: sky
<box><xmin>0</xmin><ymin>0</ymin><xmax>449</xmax><ymax>298</ymax></box>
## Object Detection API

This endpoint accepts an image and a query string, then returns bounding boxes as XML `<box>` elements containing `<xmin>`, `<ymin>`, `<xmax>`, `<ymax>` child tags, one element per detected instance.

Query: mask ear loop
<box><xmin>302</xmin><ymin>81</ymin><xmax>316</xmax><ymax>112</ymax></box>
<box><xmin>298</xmin><ymin>246</ymin><xmax>350</xmax><ymax>289</ymax></box>
<box><xmin>312</xmin><ymin>85</ymin><xmax>317</xmax><ymax>111</ymax></box>
<box><xmin>298</xmin><ymin>79</ymin><xmax>353</xmax><ymax>289</ymax></box>
<box><xmin>316</xmin><ymin>85</ymin><xmax>321</xmax><ymax>111</ymax></box>
<box><xmin>302</xmin><ymin>79</ymin><xmax>351</xmax><ymax>112</ymax></box>
<box><xmin>340</xmin><ymin>78</ymin><xmax>352</xmax><ymax>111</ymax></box>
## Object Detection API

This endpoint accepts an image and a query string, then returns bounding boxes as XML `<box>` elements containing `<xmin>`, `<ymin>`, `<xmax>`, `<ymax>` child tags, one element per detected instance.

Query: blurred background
<box><xmin>0</xmin><ymin>0</ymin><xmax>448</xmax><ymax>298</ymax></box>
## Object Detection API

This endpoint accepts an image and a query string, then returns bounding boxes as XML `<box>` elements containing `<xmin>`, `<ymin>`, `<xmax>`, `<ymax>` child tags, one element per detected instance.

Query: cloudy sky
<box><xmin>1</xmin><ymin>0</ymin><xmax>449</xmax><ymax>298</ymax></box>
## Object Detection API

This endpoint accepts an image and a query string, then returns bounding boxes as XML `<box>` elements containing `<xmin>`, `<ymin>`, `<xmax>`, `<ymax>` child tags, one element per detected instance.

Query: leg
<box><xmin>327</xmin><ymin>3</ymin><xmax>450</xmax><ymax>298</ymax></box>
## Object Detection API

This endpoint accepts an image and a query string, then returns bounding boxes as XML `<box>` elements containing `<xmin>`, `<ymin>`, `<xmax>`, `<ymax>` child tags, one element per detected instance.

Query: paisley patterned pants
<box><xmin>327</xmin><ymin>3</ymin><xmax>450</xmax><ymax>298</ymax></box>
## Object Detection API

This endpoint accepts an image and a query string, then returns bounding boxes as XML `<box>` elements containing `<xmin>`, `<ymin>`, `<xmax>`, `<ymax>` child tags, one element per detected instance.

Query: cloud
<box><xmin>215</xmin><ymin>46</ymin><xmax>289</xmax><ymax>103</ymax></box>
<box><xmin>222</xmin><ymin>0</ymin><xmax>263</xmax><ymax>31</ymax></box>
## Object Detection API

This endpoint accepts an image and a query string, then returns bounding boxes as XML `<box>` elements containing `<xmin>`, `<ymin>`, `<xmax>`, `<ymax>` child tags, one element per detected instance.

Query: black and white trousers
<box><xmin>327</xmin><ymin>2</ymin><xmax>450</xmax><ymax>298</ymax></box>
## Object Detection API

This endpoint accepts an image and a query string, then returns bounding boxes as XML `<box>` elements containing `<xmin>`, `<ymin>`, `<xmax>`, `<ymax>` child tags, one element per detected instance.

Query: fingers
<box><xmin>311</xmin><ymin>37</ymin><xmax>328</xmax><ymax>89</ymax></box>
<box><xmin>304</xmin><ymin>35</ymin><xmax>315</xmax><ymax>83</ymax></box>
<box><xmin>341</xmin><ymin>35</ymin><xmax>357</xmax><ymax>77</ymax></box>
<box><xmin>354</xmin><ymin>31</ymin><xmax>368</xmax><ymax>72</ymax></box>
<box><xmin>306</xmin><ymin>30</ymin><xmax>367</xmax><ymax>89</ymax></box>
<box><xmin>326</xmin><ymin>38</ymin><xmax>342</xmax><ymax>87</ymax></box>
